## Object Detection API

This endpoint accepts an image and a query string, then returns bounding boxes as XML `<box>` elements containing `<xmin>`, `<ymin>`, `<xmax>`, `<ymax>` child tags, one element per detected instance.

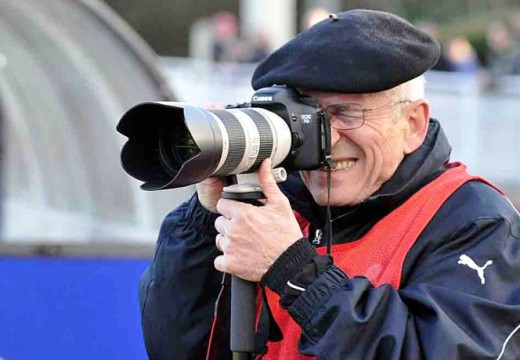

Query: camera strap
<box><xmin>325</xmin><ymin>169</ymin><xmax>333</xmax><ymax>254</ymax></box>
<box><xmin>320</xmin><ymin>110</ymin><xmax>334</xmax><ymax>254</ymax></box>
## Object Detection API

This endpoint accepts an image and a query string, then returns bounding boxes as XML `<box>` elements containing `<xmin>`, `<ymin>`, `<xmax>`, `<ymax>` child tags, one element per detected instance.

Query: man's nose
<box><xmin>330</xmin><ymin>125</ymin><xmax>342</xmax><ymax>146</ymax></box>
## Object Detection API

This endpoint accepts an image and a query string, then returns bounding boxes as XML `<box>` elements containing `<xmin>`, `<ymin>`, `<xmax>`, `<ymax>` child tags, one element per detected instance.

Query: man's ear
<box><xmin>403</xmin><ymin>100</ymin><xmax>430</xmax><ymax>154</ymax></box>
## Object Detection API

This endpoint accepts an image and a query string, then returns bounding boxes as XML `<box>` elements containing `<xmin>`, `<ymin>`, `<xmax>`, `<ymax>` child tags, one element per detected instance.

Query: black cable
<box><xmin>326</xmin><ymin>168</ymin><xmax>333</xmax><ymax>254</ymax></box>
<box><xmin>320</xmin><ymin>109</ymin><xmax>333</xmax><ymax>255</ymax></box>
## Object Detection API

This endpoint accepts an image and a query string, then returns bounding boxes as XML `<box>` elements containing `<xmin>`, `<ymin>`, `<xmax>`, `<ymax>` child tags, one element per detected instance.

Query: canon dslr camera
<box><xmin>116</xmin><ymin>85</ymin><xmax>331</xmax><ymax>190</ymax></box>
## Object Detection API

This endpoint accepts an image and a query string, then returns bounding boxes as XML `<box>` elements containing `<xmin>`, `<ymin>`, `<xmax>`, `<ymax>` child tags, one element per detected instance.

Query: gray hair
<box><xmin>379</xmin><ymin>75</ymin><xmax>426</xmax><ymax>120</ymax></box>
<box><xmin>385</xmin><ymin>75</ymin><xmax>426</xmax><ymax>101</ymax></box>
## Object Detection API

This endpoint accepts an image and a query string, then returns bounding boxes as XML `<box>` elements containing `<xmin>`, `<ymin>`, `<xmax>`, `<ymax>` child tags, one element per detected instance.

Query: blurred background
<box><xmin>0</xmin><ymin>0</ymin><xmax>519</xmax><ymax>359</ymax></box>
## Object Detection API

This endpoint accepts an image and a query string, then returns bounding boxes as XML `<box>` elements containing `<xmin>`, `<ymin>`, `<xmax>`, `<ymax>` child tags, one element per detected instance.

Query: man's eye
<box><xmin>338</xmin><ymin>114</ymin><xmax>360</xmax><ymax>123</ymax></box>
<box><xmin>341</xmin><ymin>106</ymin><xmax>362</xmax><ymax>113</ymax></box>
<box><xmin>338</xmin><ymin>110</ymin><xmax>361</xmax><ymax>119</ymax></box>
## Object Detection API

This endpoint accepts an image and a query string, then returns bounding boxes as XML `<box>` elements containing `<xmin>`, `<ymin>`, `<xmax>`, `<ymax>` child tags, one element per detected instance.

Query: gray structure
<box><xmin>0</xmin><ymin>0</ymin><xmax>193</xmax><ymax>254</ymax></box>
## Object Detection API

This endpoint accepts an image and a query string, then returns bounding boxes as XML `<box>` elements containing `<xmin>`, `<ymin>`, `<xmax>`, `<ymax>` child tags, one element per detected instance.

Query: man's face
<box><xmin>300</xmin><ymin>90</ymin><xmax>414</xmax><ymax>207</ymax></box>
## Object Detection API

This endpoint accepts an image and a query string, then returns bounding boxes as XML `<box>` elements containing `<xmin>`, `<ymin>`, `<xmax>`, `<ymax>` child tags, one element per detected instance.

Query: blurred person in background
<box><xmin>240</xmin><ymin>29</ymin><xmax>271</xmax><ymax>63</ymax></box>
<box><xmin>210</xmin><ymin>11</ymin><xmax>271</xmax><ymax>64</ymax></box>
<box><xmin>486</xmin><ymin>22</ymin><xmax>520</xmax><ymax>76</ymax></box>
<box><xmin>508</xmin><ymin>12</ymin><xmax>520</xmax><ymax>44</ymax></box>
<box><xmin>415</xmin><ymin>21</ymin><xmax>451</xmax><ymax>71</ymax></box>
<box><xmin>211</xmin><ymin>11</ymin><xmax>241</xmax><ymax>63</ymax></box>
<box><xmin>443</xmin><ymin>36</ymin><xmax>481</xmax><ymax>74</ymax></box>
<box><xmin>139</xmin><ymin>10</ymin><xmax>520</xmax><ymax>360</ymax></box>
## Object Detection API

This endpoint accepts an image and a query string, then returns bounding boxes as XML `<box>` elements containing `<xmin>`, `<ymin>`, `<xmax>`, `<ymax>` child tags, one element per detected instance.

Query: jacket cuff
<box><xmin>261</xmin><ymin>238</ymin><xmax>316</xmax><ymax>295</ymax></box>
<box><xmin>185</xmin><ymin>193</ymin><xmax>220</xmax><ymax>234</ymax></box>
<box><xmin>287</xmin><ymin>266</ymin><xmax>348</xmax><ymax>326</ymax></box>
<box><xmin>278</xmin><ymin>253</ymin><xmax>333</xmax><ymax>308</ymax></box>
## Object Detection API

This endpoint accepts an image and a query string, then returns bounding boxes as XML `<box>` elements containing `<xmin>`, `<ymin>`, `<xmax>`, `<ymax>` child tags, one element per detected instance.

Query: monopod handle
<box><xmin>222</xmin><ymin>189</ymin><xmax>264</xmax><ymax>359</ymax></box>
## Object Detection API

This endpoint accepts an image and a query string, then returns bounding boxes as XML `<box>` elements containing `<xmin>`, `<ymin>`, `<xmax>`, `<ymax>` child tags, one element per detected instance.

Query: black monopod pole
<box><xmin>222</xmin><ymin>169</ymin><xmax>286</xmax><ymax>360</ymax></box>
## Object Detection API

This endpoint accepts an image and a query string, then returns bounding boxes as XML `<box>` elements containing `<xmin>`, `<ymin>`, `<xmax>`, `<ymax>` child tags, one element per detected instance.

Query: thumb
<box><xmin>259</xmin><ymin>158</ymin><xmax>286</xmax><ymax>205</ymax></box>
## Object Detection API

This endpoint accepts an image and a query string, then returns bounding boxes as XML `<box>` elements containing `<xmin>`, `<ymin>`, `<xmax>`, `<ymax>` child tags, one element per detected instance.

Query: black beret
<box><xmin>251</xmin><ymin>9</ymin><xmax>440</xmax><ymax>93</ymax></box>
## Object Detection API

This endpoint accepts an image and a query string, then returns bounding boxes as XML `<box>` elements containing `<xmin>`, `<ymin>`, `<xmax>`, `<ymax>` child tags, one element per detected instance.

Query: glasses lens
<box><xmin>327</xmin><ymin>103</ymin><xmax>364</xmax><ymax>130</ymax></box>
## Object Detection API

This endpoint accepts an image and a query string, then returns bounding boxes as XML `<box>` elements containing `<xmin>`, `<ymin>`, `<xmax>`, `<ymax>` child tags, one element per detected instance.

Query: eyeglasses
<box><xmin>323</xmin><ymin>100</ymin><xmax>412</xmax><ymax>130</ymax></box>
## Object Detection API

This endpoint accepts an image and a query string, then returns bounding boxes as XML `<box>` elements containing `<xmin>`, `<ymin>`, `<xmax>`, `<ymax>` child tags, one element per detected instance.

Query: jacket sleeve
<box><xmin>138</xmin><ymin>171</ymin><xmax>308</xmax><ymax>360</ymax></box>
<box><xmin>139</xmin><ymin>194</ymin><xmax>231</xmax><ymax>360</ymax></box>
<box><xmin>280</xmin><ymin>186</ymin><xmax>520</xmax><ymax>359</ymax></box>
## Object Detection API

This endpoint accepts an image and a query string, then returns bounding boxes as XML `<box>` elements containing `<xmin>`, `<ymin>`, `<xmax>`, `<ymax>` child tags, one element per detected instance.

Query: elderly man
<box><xmin>139</xmin><ymin>10</ymin><xmax>520</xmax><ymax>359</ymax></box>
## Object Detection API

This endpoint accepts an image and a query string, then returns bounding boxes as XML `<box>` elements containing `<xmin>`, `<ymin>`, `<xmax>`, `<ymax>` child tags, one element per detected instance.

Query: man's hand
<box><xmin>196</xmin><ymin>177</ymin><xmax>227</xmax><ymax>213</ymax></box>
<box><xmin>213</xmin><ymin>158</ymin><xmax>303</xmax><ymax>282</ymax></box>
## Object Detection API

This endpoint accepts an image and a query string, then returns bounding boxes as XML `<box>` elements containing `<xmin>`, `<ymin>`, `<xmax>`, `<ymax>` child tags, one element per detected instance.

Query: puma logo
<box><xmin>312</xmin><ymin>229</ymin><xmax>322</xmax><ymax>245</ymax></box>
<box><xmin>457</xmin><ymin>254</ymin><xmax>493</xmax><ymax>284</ymax></box>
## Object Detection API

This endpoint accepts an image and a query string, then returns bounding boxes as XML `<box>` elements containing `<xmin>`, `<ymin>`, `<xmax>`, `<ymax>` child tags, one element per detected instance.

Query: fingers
<box><xmin>205</xmin><ymin>102</ymin><xmax>225</xmax><ymax>110</ymax></box>
<box><xmin>215</xmin><ymin>158</ymin><xmax>288</xmax><ymax>216</ymax></box>
<box><xmin>213</xmin><ymin>243</ymin><xmax>238</xmax><ymax>275</ymax></box>
<box><xmin>216</xmin><ymin>197</ymin><xmax>252</xmax><ymax>218</ymax></box>
<box><xmin>258</xmin><ymin>158</ymin><xmax>287</xmax><ymax>205</ymax></box>
<box><xmin>215</xmin><ymin>233</ymin><xmax>223</xmax><ymax>252</ymax></box>
<box><xmin>214</xmin><ymin>234</ymin><xmax>229</xmax><ymax>273</ymax></box>
<box><xmin>214</xmin><ymin>215</ymin><xmax>228</xmax><ymax>235</ymax></box>
<box><xmin>214</xmin><ymin>255</ymin><xmax>227</xmax><ymax>273</ymax></box>
<box><xmin>196</xmin><ymin>177</ymin><xmax>227</xmax><ymax>213</ymax></box>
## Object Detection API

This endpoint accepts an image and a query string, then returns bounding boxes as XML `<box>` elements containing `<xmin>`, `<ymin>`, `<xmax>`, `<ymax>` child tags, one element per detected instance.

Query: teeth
<box><xmin>334</xmin><ymin>160</ymin><xmax>356</xmax><ymax>170</ymax></box>
<box><xmin>324</xmin><ymin>160</ymin><xmax>356</xmax><ymax>170</ymax></box>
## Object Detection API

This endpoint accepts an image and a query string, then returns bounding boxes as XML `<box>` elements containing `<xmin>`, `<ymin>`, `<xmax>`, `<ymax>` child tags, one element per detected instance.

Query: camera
<box><xmin>116</xmin><ymin>86</ymin><xmax>331</xmax><ymax>190</ymax></box>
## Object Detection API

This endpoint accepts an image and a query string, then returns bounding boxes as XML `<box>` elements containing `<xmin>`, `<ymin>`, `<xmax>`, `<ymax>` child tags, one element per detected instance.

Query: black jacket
<box><xmin>139</xmin><ymin>120</ymin><xmax>520</xmax><ymax>359</ymax></box>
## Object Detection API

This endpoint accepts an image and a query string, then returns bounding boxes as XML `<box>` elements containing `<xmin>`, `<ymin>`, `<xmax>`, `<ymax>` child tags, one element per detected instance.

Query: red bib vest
<box><xmin>262</xmin><ymin>164</ymin><xmax>489</xmax><ymax>360</ymax></box>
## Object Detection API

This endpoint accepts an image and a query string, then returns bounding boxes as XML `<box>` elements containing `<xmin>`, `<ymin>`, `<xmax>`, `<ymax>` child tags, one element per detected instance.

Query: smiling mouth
<box><xmin>321</xmin><ymin>159</ymin><xmax>357</xmax><ymax>171</ymax></box>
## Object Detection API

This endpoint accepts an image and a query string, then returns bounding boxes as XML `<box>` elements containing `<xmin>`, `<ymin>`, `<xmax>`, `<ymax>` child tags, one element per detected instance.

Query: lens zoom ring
<box><xmin>210</xmin><ymin>110</ymin><xmax>246</xmax><ymax>176</ymax></box>
<box><xmin>242</xmin><ymin>109</ymin><xmax>274</xmax><ymax>170</ymax></box>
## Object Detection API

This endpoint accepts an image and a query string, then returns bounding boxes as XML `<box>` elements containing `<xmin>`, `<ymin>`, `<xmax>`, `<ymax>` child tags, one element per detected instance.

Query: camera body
<box><xmin>247</xmin><ymin>86</ymin><xmax>327</xmax><ymax>171</ymax></box>
<box><xmin>116</xmin><ymin>85</ymin><xmax>330</xmax><ymax>190</ymax></box>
